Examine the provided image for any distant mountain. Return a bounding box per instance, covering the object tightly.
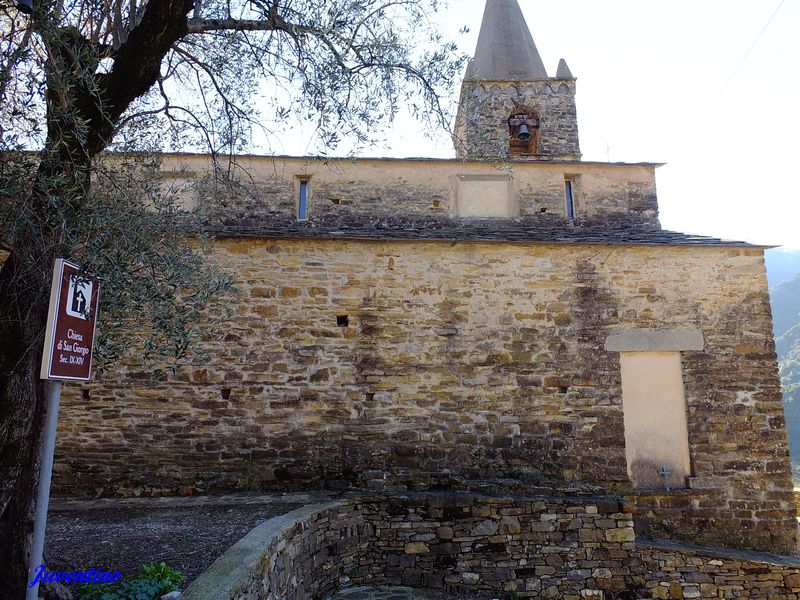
[765,249,800,289]
[771,272,800,475]
[772,275,800,348]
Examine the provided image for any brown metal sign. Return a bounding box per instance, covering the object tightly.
[40,259,100,381]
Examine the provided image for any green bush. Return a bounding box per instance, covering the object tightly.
[140,563,184,591]
[78,563,184,600]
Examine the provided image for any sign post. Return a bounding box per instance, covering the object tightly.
[27,259,99,600]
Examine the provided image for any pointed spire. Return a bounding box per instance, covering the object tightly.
[464,0,548,81]
[556,58,573,79]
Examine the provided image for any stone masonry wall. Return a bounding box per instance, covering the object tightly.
[454,80,581,160]
[183,493,644,600]
[182,494,800,600]
[353,493,638,598]
[52,239,795,551]
[180,501,364,600]
[160,154,658,226]
[636,540,800,599]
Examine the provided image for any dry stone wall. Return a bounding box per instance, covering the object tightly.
[181,493,800,600]
[635,539,800,599]
[52,239,795,551]
[354,493,638,598]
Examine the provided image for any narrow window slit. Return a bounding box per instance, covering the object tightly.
[565,178,575,220]
[298,179,309,220]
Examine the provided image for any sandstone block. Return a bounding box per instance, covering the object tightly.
[605,528,635,543]
[785,573,800,588]
[499,516,521,534]
[404,542,429,554]
[437,526,453,540]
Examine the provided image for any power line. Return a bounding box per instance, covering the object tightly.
[674,0,785,158]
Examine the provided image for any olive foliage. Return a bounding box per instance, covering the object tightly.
[0,1,465,596]
[0,0,466,364]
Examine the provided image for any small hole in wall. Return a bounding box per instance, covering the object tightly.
[431,200,441,208]
[331,198,340,205]
[558,386,569,394]
[221,388,232,400]
[540,207,548,213]
[82,389,90,400]
[365,392,375,402]
[336,315,349,327]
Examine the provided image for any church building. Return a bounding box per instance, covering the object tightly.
[54,0,796,552]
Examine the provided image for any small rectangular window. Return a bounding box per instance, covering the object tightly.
[298,180,309,221]
[564,178,575,220]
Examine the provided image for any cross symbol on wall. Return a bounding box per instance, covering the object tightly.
[658,465,671,492]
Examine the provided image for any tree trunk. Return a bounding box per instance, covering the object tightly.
[0,251,54,599]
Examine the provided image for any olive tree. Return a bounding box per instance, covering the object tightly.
[0,0,465,596]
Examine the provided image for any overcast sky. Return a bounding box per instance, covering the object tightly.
[270,0,800,249]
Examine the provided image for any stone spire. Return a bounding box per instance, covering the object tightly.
[464,0,548,81]
[556,58,573,79]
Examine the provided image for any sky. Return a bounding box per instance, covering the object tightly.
[270,0,800,249]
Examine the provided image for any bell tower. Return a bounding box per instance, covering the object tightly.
[454,0,581,161]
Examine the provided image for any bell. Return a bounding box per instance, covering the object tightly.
[17,0,33,14]
[517,123,532,142]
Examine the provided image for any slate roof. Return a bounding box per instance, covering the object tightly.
[209,217,761,248]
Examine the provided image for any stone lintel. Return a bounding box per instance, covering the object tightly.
[604,328,704,352]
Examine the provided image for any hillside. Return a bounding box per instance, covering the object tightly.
[765,248,800,288]
[773,275,800,351]
[771,272,800,474]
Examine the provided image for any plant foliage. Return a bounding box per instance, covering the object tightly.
[78,562,185,600]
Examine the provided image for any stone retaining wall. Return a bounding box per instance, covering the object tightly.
[353,493,637,598]
[179,501,362,600]
[636,539,800,599]
[181,493,800,600]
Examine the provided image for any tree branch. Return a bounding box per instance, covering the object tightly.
[187,17,283,33]
[89,0,195,154]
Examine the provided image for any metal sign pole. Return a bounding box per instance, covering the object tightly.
[27,258,99,596]
[25,380,63,600]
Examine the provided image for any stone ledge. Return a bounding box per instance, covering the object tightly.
[637,537,800,567]
[604,328,704,352]
[181,501,347,600]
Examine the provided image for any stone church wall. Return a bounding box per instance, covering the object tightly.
[161,155,659,226]
[52,238,795,551]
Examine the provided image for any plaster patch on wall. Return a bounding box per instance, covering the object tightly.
[454,174,516,218]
